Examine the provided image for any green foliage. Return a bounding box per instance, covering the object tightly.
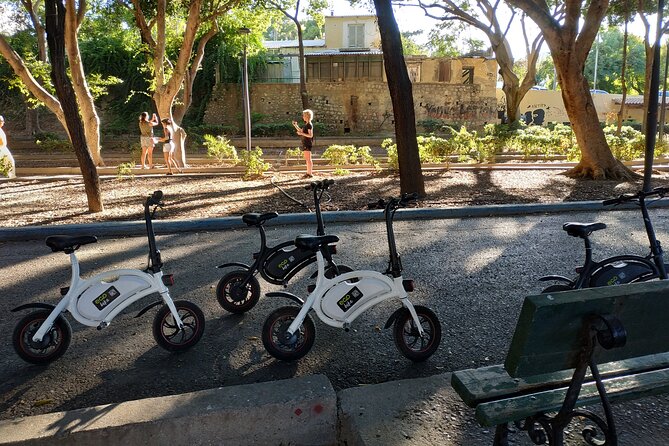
[35,133,73,153]
[417,118,448,134]
[252,122,295,137]
[203,135,239,163]
[284,147,302,164]
[129,143,142,164]
[603,125,647,160]
[382,138,399,171]
[322,145,378,167]
[239,147,271,179]
[332,168,351,176]
[117,162,135,178]
[0,156,13,178]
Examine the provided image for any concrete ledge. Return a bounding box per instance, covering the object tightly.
[1,199,663,242]
[0,375,336,446]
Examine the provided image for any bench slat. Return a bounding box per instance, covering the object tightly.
[505,281,669,377]
[451,352,669,407]
[475,367,669,427]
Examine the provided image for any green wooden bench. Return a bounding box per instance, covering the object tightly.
[451,280,669,446]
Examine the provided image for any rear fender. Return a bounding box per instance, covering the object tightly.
[11,303,57,313]
[265,291,304,305]
[538,275,573,284]
[216,262,250,270]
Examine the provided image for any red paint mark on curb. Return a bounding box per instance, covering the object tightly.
[294,408,303,416]
[313,404,323,414]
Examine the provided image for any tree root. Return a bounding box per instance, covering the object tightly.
[562,161,641,181]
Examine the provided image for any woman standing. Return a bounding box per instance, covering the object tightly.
[0,115,16,178]
[292,109,314,178]
[159,118,180,175]
[138,112,159,168]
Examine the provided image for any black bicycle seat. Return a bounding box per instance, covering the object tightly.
[294,234,339,252]
[562,222,607,238]
[46,235,98,253]
[242,212,279,226]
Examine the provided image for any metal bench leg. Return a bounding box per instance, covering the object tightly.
[493,423,509,446]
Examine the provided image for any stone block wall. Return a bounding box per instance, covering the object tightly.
[204,81,497,135]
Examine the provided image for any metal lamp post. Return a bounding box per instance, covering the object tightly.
[239,27,251,152]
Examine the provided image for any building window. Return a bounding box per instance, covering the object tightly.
[307,55,383,81]
[462,67,474,84]
[438,61,451,82]
[348,24,365,48]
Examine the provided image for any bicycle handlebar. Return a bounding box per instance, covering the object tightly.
[305,179,335,191]
[602,187,669,206]
[146,190,164,207]
[367,193,419,210]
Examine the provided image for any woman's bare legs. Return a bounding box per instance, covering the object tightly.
[164,152,173,174]
[303,150,313,176]
[141,145,149,168]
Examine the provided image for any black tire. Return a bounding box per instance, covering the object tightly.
[262,306,315,361]
[216,270,261,313]
[152,300,205,352]
[13,310,72,365]
[541,284,572,293]
[393,305,441,362]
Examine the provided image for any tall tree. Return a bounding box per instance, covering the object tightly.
[45,0,102,212]
[262,0,327,109]
[123,0,241,167]
[506,0,637,179]
[414,0,544,125]
[0,0,104,165]
[374,0,425,195]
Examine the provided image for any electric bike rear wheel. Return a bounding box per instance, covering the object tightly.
[152,300,205,352]
[262,306,315,361]
[393,305,441,362]
[12,310,72,364]
[541,284,573,293]
[216,270,261,313]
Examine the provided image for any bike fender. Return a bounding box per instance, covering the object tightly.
[384,307,408,330]
[538,275,573,283]
[135,301,163,318]
[11,303,57,312]
[265,291,304,305]
[216,262,250,270]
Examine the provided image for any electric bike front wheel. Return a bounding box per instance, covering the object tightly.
[13,310,72,364]
[393,305,441,362]
[262,306,315,361]
[541,284,573,293]
[152,300,205,352]
[216,270,261,313]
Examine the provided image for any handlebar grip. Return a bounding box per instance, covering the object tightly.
[324,179,335,189]
[399,192,419,206]
[603,193,635,206]
[367,199,386,210]
[305,181,318,191]
[602,197,621,206]
[147,190,164,206]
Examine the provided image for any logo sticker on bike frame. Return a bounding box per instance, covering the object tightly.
[337,286,364,312]
[93,286,121,311]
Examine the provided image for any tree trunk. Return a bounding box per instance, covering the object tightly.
[64,0,104,166]
[617,20,630,135]
[373,0,425,195]
[155,95,187,167]
[296,21,309,109]
[45,0,103,212]
[555,54,637,180]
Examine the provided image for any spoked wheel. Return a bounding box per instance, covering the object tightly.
[13,310,72,364]
[393,305,441,362]
[152,300,205,352]
[216,270,261,313]
[541,284,572,293]
[262,306,315,361]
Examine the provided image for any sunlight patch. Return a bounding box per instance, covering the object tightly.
[464,247,505,273]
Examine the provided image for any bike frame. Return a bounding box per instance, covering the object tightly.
[31,192,184,342]
[285,249,424,336]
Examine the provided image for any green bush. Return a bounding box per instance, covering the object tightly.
[203,134,239,164]
[239,147,271,179]
[35,133,73,153]
[332,168,351,176]
[284,147,302,165]
[322,144,378,167]
[0,156,13,177]
[382,138,398,171]
[116,162,134,178]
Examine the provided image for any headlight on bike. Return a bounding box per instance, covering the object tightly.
[162,274,174,286]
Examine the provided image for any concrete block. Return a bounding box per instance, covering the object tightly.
[0,375,336,446]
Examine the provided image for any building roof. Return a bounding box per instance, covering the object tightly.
[263,39,326,49]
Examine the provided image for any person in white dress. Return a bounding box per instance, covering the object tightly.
[0,115,16,178]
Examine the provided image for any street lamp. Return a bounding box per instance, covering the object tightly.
[239,27,251,152]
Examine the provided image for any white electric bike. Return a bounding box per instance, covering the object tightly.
[11,191,205,365]
[261,193,442,362]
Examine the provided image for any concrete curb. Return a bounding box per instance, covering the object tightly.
[0,375,336,446]
[1,200,664,242]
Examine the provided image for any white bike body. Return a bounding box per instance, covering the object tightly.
[33,252,183,343]
[287,250,424,336]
